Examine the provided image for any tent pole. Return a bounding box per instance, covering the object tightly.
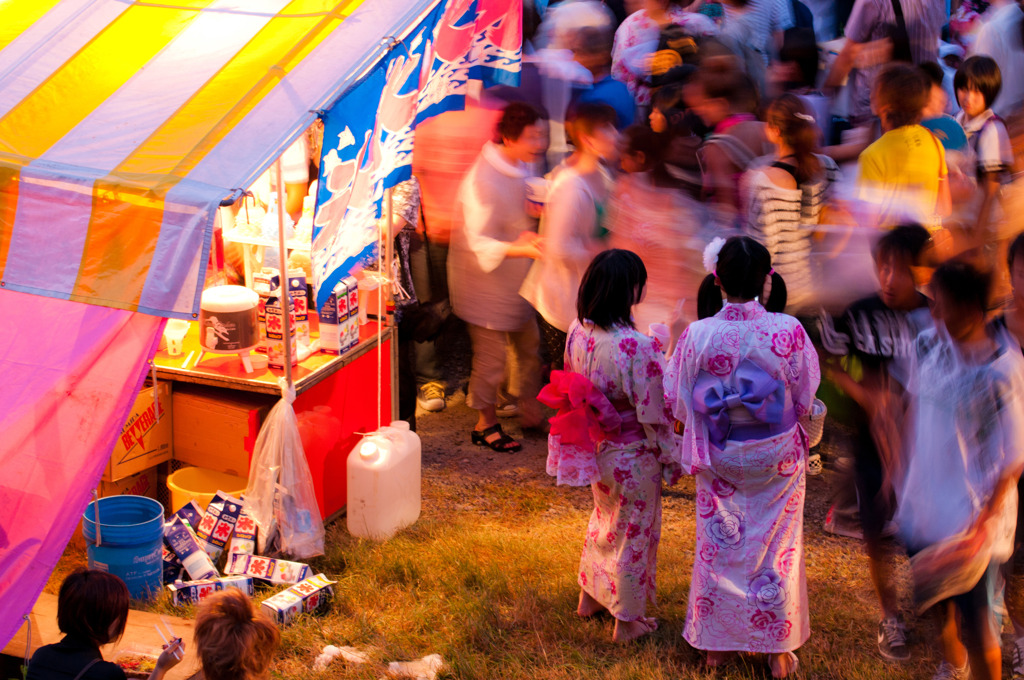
[274,158,293,389]
[378,186,393,431]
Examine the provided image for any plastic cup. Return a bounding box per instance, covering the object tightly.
[525,177,549,216]
[648,322,669,351]
[163,320,190,356]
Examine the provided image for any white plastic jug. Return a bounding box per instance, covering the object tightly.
[346,420,421,540]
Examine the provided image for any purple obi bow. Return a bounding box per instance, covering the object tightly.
[692,359,785,447]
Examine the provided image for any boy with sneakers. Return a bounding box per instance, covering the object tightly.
[818,224,935,662]
[858,64,951,231]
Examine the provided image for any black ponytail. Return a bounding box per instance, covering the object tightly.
[697,274,724,320]
[764,271,788,313]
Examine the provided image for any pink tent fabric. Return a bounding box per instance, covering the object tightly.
[0,289,164,648]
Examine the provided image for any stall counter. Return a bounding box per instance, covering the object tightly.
[153,319,396,522]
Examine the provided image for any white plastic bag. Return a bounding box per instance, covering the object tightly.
[246,379,324,559]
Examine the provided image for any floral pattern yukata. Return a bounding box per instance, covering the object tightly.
[665,301,820,652]
[556,320,679,622]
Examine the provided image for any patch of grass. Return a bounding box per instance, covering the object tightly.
[50,461,1021,678]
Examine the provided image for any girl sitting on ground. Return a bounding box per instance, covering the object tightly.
[27,569,183,680]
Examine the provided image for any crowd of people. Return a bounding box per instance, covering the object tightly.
[408,0,1024,678]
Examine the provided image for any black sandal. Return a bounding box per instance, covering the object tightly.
[471,423,521,453]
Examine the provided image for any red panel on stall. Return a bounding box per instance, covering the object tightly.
[293,332,392,520]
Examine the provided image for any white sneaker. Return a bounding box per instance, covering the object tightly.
[416,382,446,412]
[932,661,970,680]
[1011,635,1024,680]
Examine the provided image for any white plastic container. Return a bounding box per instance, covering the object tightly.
[346,421,421,540]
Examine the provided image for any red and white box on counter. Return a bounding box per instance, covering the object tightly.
[225,553,311,585]
[318,277,358,356]
[265,292,297,368]
[259,573,335,625]
[287,269,310,347]
[167,575,254,606]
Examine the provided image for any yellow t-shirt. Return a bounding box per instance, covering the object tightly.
[857,124,947,230]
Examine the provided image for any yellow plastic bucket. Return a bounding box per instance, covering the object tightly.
[167,467,247,513]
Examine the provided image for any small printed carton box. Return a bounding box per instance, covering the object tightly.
[260,573,335,625]
[345,277,359,350]
[253,267,279,354]
[265,293,297,368]
[167,575,254,607]
[318,277,357,356]
[164,517,218,581]
[227,508,257,556]
[193,491,243,561]
[98,466,158,500]
[225,553,311,585]
[287,269,310,347]
[104,383,172,482]
[161,500,206,584]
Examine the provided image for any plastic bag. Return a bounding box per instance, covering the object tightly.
[245,379,324,559]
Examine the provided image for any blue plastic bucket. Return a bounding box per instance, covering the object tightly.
[82,496,164,600]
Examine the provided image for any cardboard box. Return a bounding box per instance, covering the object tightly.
[98,466,158,500]
[260,573,335,625]
[225,554,311,585]
[319,277,359,356]
[172,386,273,477]
[167,576,253,607]
[104,383,172,482]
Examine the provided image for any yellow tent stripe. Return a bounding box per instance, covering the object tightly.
[0,165,20,279]
[0,0,64,54]
[0,0,216,160]
[115,0,365,179]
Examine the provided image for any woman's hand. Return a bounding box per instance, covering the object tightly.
[666,299,688,355]
[507,232,544,259]
[149,638,185,680]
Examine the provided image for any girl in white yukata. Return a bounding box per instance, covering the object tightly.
[539,249,680,643]
[665,236,820,678]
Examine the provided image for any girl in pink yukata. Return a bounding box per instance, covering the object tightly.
[540,249,680,643]
[665,236,820,678]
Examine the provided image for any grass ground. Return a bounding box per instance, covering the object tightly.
[50,388,1020,679]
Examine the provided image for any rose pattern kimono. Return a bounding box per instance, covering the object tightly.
[554,319,679,621]
[665,301,820,652]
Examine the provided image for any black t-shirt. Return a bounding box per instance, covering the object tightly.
[27,636,126,680]
[818,292,932,376]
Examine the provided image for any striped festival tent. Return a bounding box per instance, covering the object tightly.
[0,0,520,648]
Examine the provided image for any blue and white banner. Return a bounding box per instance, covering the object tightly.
[312,0,522,310]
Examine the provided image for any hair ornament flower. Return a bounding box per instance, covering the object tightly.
[703,237,726,275]
[794,112,815,123]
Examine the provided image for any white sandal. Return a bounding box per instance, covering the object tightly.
[771,651,799,678]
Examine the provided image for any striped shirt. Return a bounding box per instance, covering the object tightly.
[721,0,795,64]
[844,0,947,120]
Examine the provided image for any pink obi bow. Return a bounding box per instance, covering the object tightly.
[539,370,623,486]
[539,370,622,448]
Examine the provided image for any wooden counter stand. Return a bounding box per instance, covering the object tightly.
[153,318,397,522]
